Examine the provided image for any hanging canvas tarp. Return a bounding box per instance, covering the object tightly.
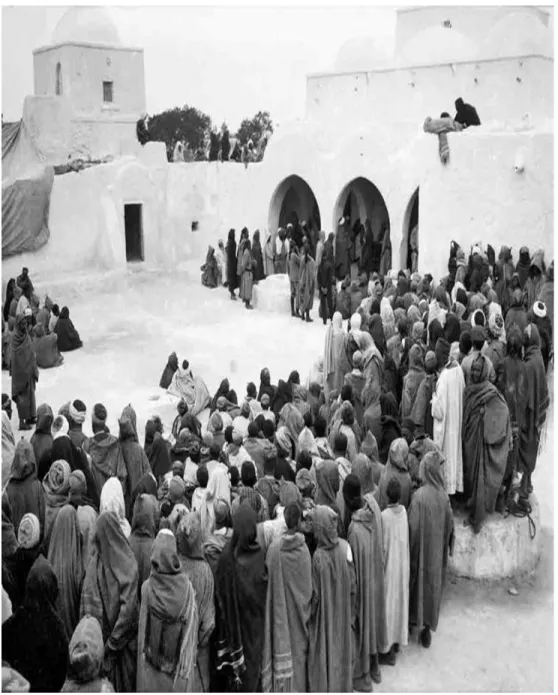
[2,120,54,258]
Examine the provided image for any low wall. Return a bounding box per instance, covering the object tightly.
[3,128,553,290]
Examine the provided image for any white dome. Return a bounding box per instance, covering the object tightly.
[482,12,553,59]
[334,36,391,72]
[397,26,478,66]
[52,7,121,46]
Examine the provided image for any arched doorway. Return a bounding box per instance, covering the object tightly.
[401,188,419,272]
[268,175,321,236]
[333,177,390,233]
[333,177,390,275]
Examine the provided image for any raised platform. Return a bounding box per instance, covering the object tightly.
[253,273,291,313]
[448,495,541,580]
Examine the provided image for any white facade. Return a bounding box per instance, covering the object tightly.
[3,6,554,283]
[32,7,145,161]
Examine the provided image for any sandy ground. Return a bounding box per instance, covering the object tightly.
[2,266,554,692]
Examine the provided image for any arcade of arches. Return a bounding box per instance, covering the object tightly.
[268,175,420,274]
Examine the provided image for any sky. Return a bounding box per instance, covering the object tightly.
[1,5,396,129]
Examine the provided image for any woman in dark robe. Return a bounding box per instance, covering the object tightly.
[518,324,549,500]
[499,326,528,509]
[116,405,151,520]
[376,438,413,511]
[299,246,317,322]
[10,313,38,430]
[272,379,292,418]
[2,555,69,692]
[5,439,45,538]
[410,351,438,438]
[215,503,268,692]
[257,367,276,402]
[201,246,220,289]
[408,449,454,649]
[84,405,120,495]
[47,505,84,641]
[80,512,139,692]
[428,318,445,352]
[204,500,234,691]
[252,230,265,283]
[159,352,179,390]
[334,218,350,281]
[317,246,335,325]
[239,239,254,309]
[505,287,528,336]
[3,278,16,323]
[210,378,230,414]
[176,512,215,693]
[226,229,238,299]
[136,529,199,692]
[313,459,343,536]
[129,493,159,602]
[307,505,355,693]
[379,223,392,277]
[144,419,171,485]
[401,344,426,419]
[444,313,461,346]
[379,392,402,464]
[369,314,386,356]
[515,246,531,289]
[30,403,53,472]
[462,354,511,533]
[5,512,42,609]
[54,307,83,352]
[360,219,374,279]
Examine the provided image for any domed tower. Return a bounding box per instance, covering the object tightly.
[32,6,145,158]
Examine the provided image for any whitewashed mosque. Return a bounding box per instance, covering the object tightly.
[1,5,554,285]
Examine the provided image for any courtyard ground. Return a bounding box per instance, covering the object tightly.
[2,265,554,692]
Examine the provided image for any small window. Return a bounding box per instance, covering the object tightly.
[103,81,113,103]
[55,62,62,95]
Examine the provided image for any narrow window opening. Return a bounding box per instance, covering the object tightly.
[55,62,62,95]
[103,81,113,103]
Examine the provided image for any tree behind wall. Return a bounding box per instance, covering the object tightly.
[141,105,212,161]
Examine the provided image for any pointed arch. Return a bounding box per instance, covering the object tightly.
[268,175,321,233]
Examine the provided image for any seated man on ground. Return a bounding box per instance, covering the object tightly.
[32,324,64,369]
[54,306,83,352]
[201,246,220,289]
[168,359,211,417]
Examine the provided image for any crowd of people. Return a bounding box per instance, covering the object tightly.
[1,237,553,693]
[200,217,393,320]
[2,267,83,430]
